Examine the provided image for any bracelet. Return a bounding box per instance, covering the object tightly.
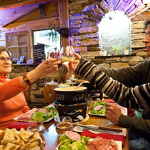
[22,73,32,85]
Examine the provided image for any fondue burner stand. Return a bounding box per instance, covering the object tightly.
[53,100,87,123]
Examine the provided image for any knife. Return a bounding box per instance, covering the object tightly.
[76,124,122,132]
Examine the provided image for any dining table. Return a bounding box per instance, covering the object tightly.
[42,100,129,150]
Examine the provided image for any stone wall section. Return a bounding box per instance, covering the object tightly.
[69,0,149,69]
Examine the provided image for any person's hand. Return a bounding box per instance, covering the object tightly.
[25,58,61,84]
[105,103,122,124]
[63,52,81,72]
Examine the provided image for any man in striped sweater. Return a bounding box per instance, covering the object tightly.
[65,20,150,150]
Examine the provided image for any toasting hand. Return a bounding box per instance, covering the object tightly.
[62,52,81,73]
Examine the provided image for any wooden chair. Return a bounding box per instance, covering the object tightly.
[42,84,57,104]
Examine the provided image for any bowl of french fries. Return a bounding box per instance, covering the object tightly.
[0,128,45,150]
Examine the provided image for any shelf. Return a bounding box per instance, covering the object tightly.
[12,63,38,66]
[95,53,136,59]
[8,45,28,48]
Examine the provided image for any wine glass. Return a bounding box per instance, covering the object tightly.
[58,46,76,84]
[47,50,58,85]
[54,116,73,135]
[58,46,75,62]
[27,121,45,135]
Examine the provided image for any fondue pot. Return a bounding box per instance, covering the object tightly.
[54,86,87,104]
[54,86,88,122]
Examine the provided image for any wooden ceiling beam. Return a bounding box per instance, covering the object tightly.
[0,0,34,8]
[0,0,56,10]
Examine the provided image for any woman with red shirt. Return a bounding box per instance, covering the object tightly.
[0,46,60,129]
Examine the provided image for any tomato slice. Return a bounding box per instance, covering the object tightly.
[65,131,81,141]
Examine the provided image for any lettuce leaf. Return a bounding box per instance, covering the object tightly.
[90,101,107,115]
[32,106,58,122]
[58,134,90,150]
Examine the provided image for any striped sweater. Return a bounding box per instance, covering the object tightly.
[76,58,150,141]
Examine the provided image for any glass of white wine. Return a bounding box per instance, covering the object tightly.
[54,116,73,135]
[58,46,76,84]
[58,46,75,62]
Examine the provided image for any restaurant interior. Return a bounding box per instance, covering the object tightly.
[0,0,148,107]
[0,0,150,149]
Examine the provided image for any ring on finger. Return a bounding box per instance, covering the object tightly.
[49,67,52,71]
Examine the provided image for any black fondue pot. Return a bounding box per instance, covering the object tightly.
[54,86,88,122]
[54,86,87,104]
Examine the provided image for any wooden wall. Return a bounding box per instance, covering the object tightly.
[0,0,59,50]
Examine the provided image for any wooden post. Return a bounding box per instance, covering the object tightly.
[58,0,70,47]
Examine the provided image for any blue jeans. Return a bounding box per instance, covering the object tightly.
[129,131,150,150]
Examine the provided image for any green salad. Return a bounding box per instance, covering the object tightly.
[90,101,107,115]
[58,133,90,150]
[32,106,58,122]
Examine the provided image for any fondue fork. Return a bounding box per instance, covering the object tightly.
[74,125,115,134]
[76,124,122,133]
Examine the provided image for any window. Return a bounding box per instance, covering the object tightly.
[99,11,131,55]
[33,29,60,59]
[6,31,31,62]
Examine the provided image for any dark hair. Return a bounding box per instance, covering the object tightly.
[0,46,11,57]
[144,20,150,30]
[57,64,68,83]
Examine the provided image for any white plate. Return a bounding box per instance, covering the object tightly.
[55,138,122,150]
[13,104,58,123]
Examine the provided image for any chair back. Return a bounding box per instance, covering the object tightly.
[42,84,57,104]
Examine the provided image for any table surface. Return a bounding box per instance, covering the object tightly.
[42,107,129,150]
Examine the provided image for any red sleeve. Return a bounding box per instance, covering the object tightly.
[22,106,30,113]
[0,77,27,101]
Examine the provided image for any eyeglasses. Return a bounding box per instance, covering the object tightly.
[0,57,12,61]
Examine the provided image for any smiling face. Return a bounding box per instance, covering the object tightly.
[0,51,12,76]
[143,25,150,57]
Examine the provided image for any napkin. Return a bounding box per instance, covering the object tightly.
[81,129,125,146]
[7,122,29,130]
[128,109,135,116]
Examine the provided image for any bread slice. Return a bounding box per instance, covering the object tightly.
[29,146,41,150]
[0,130,5,141]
[20,128,33,142]
[4,143,18,150]
[1,128,15,145]
[0,145,4,150]
[28,132,41,143]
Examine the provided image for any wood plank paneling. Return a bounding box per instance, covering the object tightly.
[0,0,56,10]
[58,0,70,46]
[3,17,59,30]
[1,2,58,28]
[0,0,34,8]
